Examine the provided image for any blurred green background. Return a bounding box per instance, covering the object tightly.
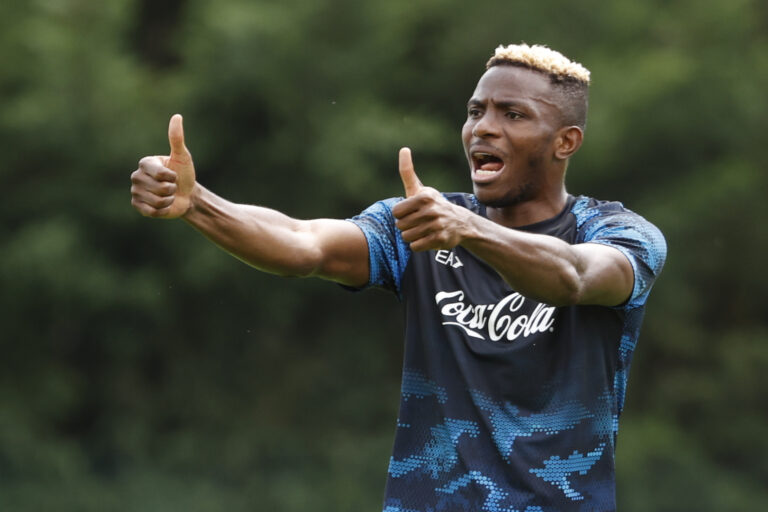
[1,0,766,510]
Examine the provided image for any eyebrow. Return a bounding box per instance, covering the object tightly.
[467,98,533,110]
[467,98,483,108]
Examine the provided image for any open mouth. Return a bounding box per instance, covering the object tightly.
[472,152,504,176]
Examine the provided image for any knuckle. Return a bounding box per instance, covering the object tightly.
[424,206,440,220]
[131,199,151,216]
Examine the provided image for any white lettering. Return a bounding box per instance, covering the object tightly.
[435,290,557,342]
[435,250,464,268]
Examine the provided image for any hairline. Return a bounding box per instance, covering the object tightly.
[485,60,589,131]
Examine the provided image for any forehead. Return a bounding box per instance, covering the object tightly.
[470,65,556,107]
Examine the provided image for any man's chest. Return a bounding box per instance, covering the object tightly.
[405,247,560,346]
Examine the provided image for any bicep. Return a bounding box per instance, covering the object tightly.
[304,218,369,287]
[573,242,635,306]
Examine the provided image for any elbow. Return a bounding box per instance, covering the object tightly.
[547,269,584,307]
[269,241,324,279]
[506,272,582,307]
[281,251,323,278]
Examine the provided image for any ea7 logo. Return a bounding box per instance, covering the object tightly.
[435,250,463,268]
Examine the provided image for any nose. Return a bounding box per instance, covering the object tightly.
[472,112,501,138]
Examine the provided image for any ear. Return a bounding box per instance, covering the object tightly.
[554,126,584,160]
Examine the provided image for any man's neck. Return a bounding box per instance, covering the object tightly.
[485,188,569,228]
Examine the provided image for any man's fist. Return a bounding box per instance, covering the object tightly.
[392,148,471,252]
[130,114,196,219]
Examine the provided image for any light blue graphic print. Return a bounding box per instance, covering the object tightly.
[614,331,640,420]
[382,505,422,512]
[592,390,618,439]
[390,369,614,507]
[347,198,411,295]
[401,368,448,404]
[618,333,636,359]
[388,419,479,478]
[570,196,667,308]
[437,471,543,512]
[471,390,593,459]
[529,444,606,501]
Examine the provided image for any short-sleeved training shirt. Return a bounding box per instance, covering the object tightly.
[348,193,667,512]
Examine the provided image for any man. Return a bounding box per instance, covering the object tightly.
[131,43,666,511]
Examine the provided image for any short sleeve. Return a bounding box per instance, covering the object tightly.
[346,198,412,296]
[573,198,667,308]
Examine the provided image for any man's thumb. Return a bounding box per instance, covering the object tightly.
[168,114,189,164]
[399,147,422,198]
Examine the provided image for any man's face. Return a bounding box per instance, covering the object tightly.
[461,65,563,208]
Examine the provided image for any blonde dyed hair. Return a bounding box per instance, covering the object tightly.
[487,43,590,85]
[486,43,590,130]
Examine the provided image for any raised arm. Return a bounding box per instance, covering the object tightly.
[456,221,633,307]
[130,115,369,287]
[392,148,634,307]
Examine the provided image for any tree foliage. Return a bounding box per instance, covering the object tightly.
[1,0,766,510]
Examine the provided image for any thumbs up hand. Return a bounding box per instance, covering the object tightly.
[398,147,423,198]
[131,114,197,219]
[392,148,472,252]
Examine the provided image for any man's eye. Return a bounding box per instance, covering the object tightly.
[506,111,523,120]
[468,109,482,118]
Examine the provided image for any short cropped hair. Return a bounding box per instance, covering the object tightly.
[487,43,590,130]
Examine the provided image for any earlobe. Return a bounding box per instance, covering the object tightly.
[554,126,584,160]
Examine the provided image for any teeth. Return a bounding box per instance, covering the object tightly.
[476,169,499,175]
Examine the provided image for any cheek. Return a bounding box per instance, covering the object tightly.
[517,131,555,156]
[523,138,553,169]
[461,121,473,144]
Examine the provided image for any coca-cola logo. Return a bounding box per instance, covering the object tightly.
[435,290,556,342]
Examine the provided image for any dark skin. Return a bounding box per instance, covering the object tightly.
[131,66,633,307]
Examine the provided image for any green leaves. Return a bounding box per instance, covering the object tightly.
[1,0,766,510]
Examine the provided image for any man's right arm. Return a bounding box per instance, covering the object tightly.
[182,185,370,285]
[130,115,370,288]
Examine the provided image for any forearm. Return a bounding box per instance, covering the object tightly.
[130,119,368,284]
[459,215,585,306]
[182,184,323,277]
[393,188,632,306]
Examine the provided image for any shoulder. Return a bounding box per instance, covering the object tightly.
[570,195,664,243]
[353,197,401,217]
[571,195,634,226]
[570,195,667,307]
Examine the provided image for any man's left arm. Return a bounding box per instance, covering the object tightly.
[392,148,644,307]
[459,222,633,307]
